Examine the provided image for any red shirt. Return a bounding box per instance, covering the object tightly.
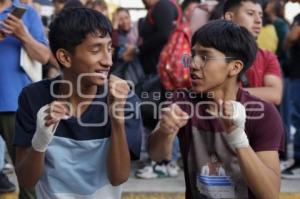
[246,49,282,87]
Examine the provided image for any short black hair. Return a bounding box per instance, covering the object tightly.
[49,7,112,57]
[63,0,84,10]
[191,20,257,80]
[223,0,262,15]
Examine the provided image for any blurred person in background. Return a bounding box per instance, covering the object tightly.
[110,7,144,88]
[257,0,279,53]
[224,0,283,105]
[0,0,50,198]
[281,7,300,179]
[0,135,15,194]
[185,0,219,36]
[131,0,181,179]
[265,0,291,164]
[87,0,108,17]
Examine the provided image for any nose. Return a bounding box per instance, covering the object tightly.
[254,13,262,25]
[100,49,113,68]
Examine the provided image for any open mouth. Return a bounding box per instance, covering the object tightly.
[191,73,203,80]
[95,69,109,79]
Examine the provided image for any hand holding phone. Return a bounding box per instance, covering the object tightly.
[0,6,27,40]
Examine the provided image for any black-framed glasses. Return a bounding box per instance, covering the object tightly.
[188,54,236,69]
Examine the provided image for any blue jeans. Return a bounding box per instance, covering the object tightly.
[0,135,5,170]
[172,137,180,162]
[281,78,292,142]
[290,79,300,161]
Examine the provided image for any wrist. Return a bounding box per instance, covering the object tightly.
[156,123,177,139]
[225,127,249,150]
[19,30,31,44]
[31,129,48,152]
[111,116,125,126]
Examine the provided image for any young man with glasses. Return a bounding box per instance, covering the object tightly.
[149,20,284,199]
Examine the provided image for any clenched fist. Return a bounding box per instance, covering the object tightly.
[159,104,189,135]
[32,101,70,152]
[206,99,249,149]
[108,75,130,119]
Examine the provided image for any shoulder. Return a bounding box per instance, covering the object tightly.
[20,4,42,25]
[257,49,276,59]
[23,77,56,93]
[257,49,280,66]
[239,89,281,125]
[20,77,58,106]
[239,89,278,114]
[239,90,284,151]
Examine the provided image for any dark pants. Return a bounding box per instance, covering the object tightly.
[290,79,300,162]
[0,112,16,160]
[0,112,36,199]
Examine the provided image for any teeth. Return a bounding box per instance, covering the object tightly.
[96,70,108,78]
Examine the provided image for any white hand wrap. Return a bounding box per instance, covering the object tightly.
[225,101,249,149]
[32,105,58,152]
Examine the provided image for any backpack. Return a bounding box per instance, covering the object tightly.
[158,0,192,91]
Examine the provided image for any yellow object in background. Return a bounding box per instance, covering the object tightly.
[257,24,279,53]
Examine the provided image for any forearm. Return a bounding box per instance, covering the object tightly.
[236,148,280,199]
[243,87,282,105]
[149,124,175,162]
[107,118,130,186]
[21,33,50,64]
[16,147,45,188]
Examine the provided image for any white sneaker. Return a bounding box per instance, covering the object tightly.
[135,162,158,179]
[281,162,300,179]
[2,163,14,174]
[280,159,295,171]
[153,163,168,178]
[166,162,180,177]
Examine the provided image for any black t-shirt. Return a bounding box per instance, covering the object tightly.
[138,0,178,75]
[288,13,300,79]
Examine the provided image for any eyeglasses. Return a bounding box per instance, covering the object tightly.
[186,54,236,69]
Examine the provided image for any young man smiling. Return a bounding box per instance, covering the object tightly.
[13,8,142,199]
[149,20,284,199]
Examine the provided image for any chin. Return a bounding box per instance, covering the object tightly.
[191,85,207,93]
[91,77,107,86]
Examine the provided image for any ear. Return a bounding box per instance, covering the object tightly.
[228,60,243,77]
[56,49,72,68]
[224,11,234,21]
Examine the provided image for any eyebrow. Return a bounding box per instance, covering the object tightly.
[88,41,112,48]
[245,9,263,15]
[192,48,212,55]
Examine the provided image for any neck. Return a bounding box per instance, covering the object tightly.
[207,79,239,110]
[60,73,98,105]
